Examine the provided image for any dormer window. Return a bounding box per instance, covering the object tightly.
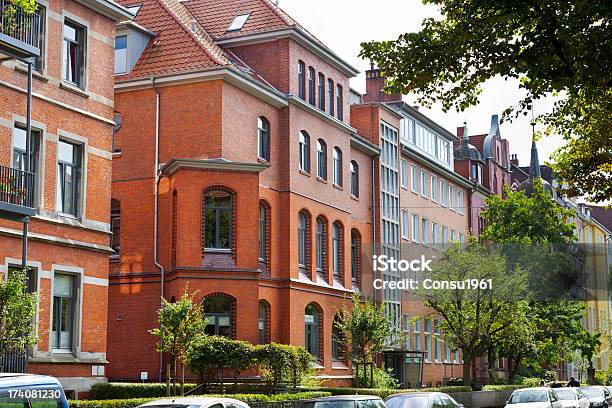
[227,13,250,32]
[114,35,127,74]
[125,4,142,16]
[471,163,482,184]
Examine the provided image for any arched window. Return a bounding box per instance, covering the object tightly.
[350,161,359,197]
[258,300,270,344]
[171,190,177,268]
[298,211,310,268]
[305,303,322,359]
[332,221,343,277]
[351,229,361,283]
[308,66,316,105]
[258,117,270,161]
[203,294,235,338]
[203,189,233,250]
[333,147,342,186]
[299,131,310,172]
[332,314,345,361]
[258,202,269,263]
[315,216,328,274]
[317,139,327,180]
[110,198,120,260]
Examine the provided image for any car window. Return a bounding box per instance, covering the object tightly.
[581,388,604,398]
[549,391,558,402]
[317,401,355,408]
[555,389,577,400]
[432,396,444,408]
[208,404,224,408]
[225,404,248,408]
[357,400,381,408]
[0,395,26,408]
[509,390,549,403]
[386,396,429,408]
[439,395,456,408]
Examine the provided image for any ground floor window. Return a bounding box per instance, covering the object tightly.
[51,273,76,351]
[305,304,321,359]
[203,294,234,338]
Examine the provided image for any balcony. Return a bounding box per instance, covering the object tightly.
[0,165,36,218]
[0,0,40,61]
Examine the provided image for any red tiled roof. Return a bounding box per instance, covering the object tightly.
[115,0,230,81]
[182,0,300,39]
[468,134,487,156]
[590,206,612,233]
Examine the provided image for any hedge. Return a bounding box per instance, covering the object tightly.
[481,384,528,391]
[71,392,332,408]
[299,386,472,398]
[90,383,199,400]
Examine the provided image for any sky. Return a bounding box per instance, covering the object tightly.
[278,0,565,167]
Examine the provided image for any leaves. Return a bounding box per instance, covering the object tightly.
[0,268,38,352]
[360,0,612,202]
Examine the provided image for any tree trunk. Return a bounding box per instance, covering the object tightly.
[462,350,472,388]
[180,363,185,396]
[173,358,178,396]
[166,363,171,397]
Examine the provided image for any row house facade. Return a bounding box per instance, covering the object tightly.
[349,68,473,387]
[107,0,376,385]
[0,0,131,398]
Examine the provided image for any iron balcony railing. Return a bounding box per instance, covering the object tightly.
[0,0,41,52]
[0,165,35,209]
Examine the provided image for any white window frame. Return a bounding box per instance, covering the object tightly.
[421,217,429,246]
[49,265,84,355]
[400,159,408,189]
[411,213,419,243]
[431,175,438,203]
[420,170,429,198]
[457,189,465,215]
[410,164,418,193]
[432,222,438,250]
[449,185,456,211]
[440,179,447,207]
[401,209,409,240]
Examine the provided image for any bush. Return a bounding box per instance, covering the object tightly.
[370,367,400,389]
[299,386,472,398]
[521,377,543,387]
[70,392,332,408]
[90,384,200,400]
[254,343,314,389]
[595,370,606,386]
[186,336,256,382]
[481,384,526,391]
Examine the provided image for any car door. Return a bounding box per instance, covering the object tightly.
[603,388,612,406]
[549,389,562,408]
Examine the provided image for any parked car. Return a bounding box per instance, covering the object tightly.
[553,388,590,408]
[0,373,68,408]
[504,387,563,408]
[579,387,612,408]
[302,395,386,408]
[385,392,464,408]
[138,398,250,408]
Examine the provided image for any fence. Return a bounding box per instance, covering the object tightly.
[0,0,41,49]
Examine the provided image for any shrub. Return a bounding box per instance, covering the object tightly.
[521,377,543,387]
[370,367,400,389]
[70,392,332,408]
[185,336,256,382]
[90,384,199,400]
[299,386,472,398]
[254,343,314,390]
[595,370,606,386]
[481,384,526,391]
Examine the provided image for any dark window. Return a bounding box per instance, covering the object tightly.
[258,117,270,161]
[203,295,233,337]
[351,229,361,282]
[308,67,316,105]
[316,139,327,180]
[258,301,269,344]
[62,20,85,87]
[110,199,120,259]
[332,147,342,186]
[258,202,267,262]
[305,304,320,358]
[298,61,305,100]
[327,79,334,116]
[33,5,46,71]
[51,273,76,350]
[332,222,342,276]
[336,84,343,121]
[203,190,232,249]
[350,160,359,197]
[8,266,37,294]
[56,140,81,216]
[318,73,325,110]
[299,131,310,172]
[13,126,39,174]
[332,315,344,361]
[315,217,327,273]
[298,212,308,267]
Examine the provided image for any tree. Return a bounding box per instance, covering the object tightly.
[360,0,612,203]
[417,241,528,385]
[150,289,205,396]
[0,268,37,353]
[335,295,397,387]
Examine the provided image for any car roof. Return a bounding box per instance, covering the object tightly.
[307,395,384,402]
[386,393,446,398]
[139,397,248,407]
[0,374,62,388]
[513,388,550,392]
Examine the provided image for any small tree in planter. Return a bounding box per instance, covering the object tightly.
[0,268,37,352]
[150,289,205,396]
[253,343,313,393]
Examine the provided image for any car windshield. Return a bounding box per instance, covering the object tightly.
[580,388,603,398]
[509,390,548,403]
[313,402,356,408]
[385,396,429,408]
[554,390,576,400]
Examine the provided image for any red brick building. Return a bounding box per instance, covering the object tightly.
[0,0,131,397]
[107,0,377,385]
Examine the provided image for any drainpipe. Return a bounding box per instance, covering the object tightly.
[371,156,378,302]
[21,59,33,271]
[151,77,165,382]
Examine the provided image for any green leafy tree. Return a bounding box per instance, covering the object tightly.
[253,343,314,392]
[335,295,396,388]
[0,268,37,352]
[417,241,528,385]
[360,0,612,202]
[150,289,205,396]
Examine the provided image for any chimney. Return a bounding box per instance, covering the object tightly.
[510,154,519,166]
[363,64,403,103]
[456,127,465,138]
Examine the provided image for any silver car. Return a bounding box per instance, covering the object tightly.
[554,388,590,408]
[138,397,250,408]
[504,388,563,408]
